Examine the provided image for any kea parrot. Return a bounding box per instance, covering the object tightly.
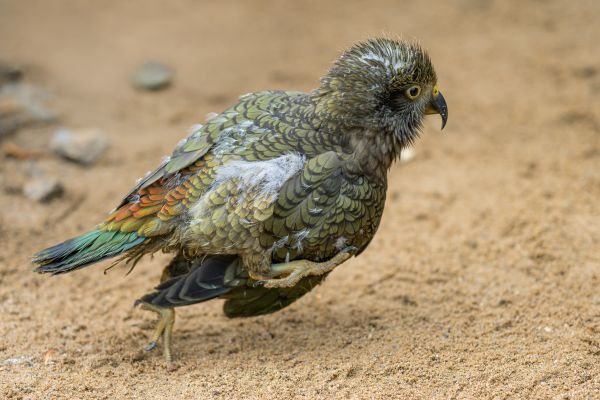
[33,38,448,364]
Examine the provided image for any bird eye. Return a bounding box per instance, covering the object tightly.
[405,85,421,100]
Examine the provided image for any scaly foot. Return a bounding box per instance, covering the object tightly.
[135,300,176,364]
[255,250,354,288]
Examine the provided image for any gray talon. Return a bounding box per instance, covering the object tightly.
[145,341,158,352]
[342,246,358,254]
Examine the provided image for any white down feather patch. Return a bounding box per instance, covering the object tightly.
[189,153,306,220]
[213,153,305,195]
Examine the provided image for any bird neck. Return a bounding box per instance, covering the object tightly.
[344,128,401,179]
[311,90,403,178]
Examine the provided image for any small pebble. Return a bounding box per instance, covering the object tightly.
[3,355,34,366]
[0,83,58,122]
[0,83,58,137]
[23,177,63,202]
[50,128,109,165]
[132,62,173,91]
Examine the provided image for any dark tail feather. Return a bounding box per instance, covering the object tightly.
[139,255,240,308]
[222,273,328,318]
[33,230,146,274]
[138,254,330,318]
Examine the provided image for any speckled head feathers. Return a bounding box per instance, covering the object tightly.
[328,38,436,87]
[315,38,441,149]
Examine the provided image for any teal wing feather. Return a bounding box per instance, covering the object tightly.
[33,230,145,274]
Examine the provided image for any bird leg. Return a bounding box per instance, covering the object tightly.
[255,251,353,288]
[135,301,176,363]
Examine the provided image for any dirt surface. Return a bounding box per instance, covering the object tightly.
[1,1,599,399]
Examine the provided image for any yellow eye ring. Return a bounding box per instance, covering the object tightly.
[405,85,421,100]
[432,85,439,96]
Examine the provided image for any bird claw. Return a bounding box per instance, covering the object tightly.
[145,341,158,352]
[252,280,286,288]
[340,245,359,254]
[136,301,175,363]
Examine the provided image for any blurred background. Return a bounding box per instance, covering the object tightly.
[1,1,598,398]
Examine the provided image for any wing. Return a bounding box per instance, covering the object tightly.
[101,121,224,240]
[117,123,220,209]
[101,92,307,241]
[261,151,386,262]
[103,90,345,252]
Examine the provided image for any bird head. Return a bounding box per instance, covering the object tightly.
[316,38,448,149]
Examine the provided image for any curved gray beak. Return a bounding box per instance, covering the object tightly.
[424,88,448,130]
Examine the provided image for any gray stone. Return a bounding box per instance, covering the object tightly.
[50,128,109,165]
[132,62,173,91]
[0,83,58,137]
[23,177,63,202]
[3,355,34,366]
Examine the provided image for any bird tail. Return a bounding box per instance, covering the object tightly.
[138,255,239,308]
[32,229,146,274]
[138,253,329,318]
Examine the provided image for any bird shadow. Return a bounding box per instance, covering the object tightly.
[93,268,435,369]
[125,296,427,367]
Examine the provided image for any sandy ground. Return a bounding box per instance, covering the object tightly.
[1,0,599,399]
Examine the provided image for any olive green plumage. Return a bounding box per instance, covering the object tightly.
[33,38,448,326]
